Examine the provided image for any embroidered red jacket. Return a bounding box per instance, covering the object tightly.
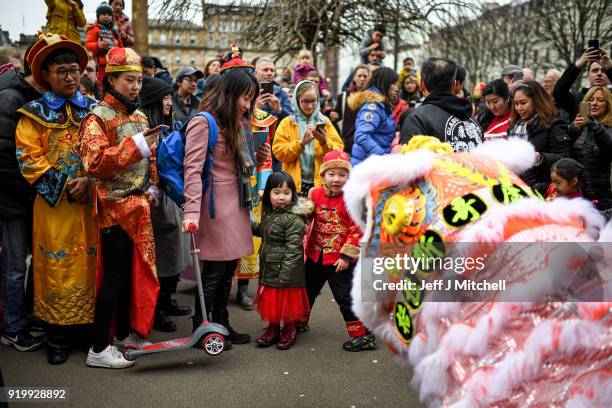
[305,186,361,265]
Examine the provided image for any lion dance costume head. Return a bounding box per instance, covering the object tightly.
[344,136,612,406]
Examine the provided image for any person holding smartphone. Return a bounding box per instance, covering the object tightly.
[568,86,612,218]
[79,47,161,368]
[552,40,612,121]
[139,76,192,332]
[272,80,343,196]
[254,58,292,121]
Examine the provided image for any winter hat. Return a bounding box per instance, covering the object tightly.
[139,76,173,107]
[501,64,522,77]
[27,32,88,88]
[220,41,254,75]
[320,150,351,176]
[175,66,204,83]
[104,47,142,75]
[96,2,114,18]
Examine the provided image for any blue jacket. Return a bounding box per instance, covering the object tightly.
[349,87,396,166]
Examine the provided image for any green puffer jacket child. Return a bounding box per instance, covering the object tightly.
[253,197,313,288]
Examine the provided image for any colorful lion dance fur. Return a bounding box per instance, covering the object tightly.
[344,136,612,407]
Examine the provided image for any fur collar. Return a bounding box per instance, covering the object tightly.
[347,89,386,111]
[292,197,315,216]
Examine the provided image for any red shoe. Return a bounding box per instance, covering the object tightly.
[255,325,280,347]
[277,323,297,350]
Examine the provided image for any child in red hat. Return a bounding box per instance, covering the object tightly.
[302,150,376,351]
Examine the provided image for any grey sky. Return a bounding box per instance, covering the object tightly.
[1,0,133,40]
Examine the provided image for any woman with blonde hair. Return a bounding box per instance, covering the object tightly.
[568,85,612,218]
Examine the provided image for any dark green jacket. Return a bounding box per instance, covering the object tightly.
[253,200,312,288]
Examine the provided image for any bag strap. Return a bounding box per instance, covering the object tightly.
[190,112,219,218]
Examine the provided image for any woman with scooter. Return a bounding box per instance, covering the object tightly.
[182,69,265,348]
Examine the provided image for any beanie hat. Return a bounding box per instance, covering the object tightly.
[96,2,113,18]
[139,76,173,107]
[320,150,351,176]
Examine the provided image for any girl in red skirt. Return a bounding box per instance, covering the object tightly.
[253,172,312,350]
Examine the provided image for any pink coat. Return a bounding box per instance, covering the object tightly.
[183,116,253,261]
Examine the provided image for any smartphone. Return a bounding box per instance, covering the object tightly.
[261,81,274,95]
[588,39,599,50]
[315,122,326,131]
[144,124,170,135]
[579,101,590,118]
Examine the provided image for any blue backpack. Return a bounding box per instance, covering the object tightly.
[157,112,219,218]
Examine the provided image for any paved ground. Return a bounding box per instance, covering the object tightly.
[1,281,424,408]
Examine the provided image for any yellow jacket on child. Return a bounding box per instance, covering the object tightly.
[272,117,343,193]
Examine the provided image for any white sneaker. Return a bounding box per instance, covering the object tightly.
[113,333,152,350]
[86,345,135,369]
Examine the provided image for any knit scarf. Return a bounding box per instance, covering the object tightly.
[99,21,120,48]
[237,117,256,208]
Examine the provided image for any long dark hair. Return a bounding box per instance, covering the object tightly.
[198,69,259,154]
[140,99,172,129]
[369,67,399,106]
[511,80,558,129]
[262,171,298,213]
[400,75,419,102]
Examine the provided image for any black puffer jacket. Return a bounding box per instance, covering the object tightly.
[0,71,40,220]
[568,121,612,211]
[510,117,571,194]
[552,63,612,121]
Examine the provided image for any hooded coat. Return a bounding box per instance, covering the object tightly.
[349,87,396,166]
[400,91,483,152]
[272,82,343,193]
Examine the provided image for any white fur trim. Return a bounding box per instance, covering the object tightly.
[460,319,608,404]
[344,150,436,231]
[566,373,612,408]
[132,132,152,158]
[458,197,605,243]
[471,137,536,174]
[597,221,612,301]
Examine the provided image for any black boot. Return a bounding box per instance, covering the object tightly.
[236,281,253,311]
[214,310,250,345]
[46,340,70,365]
[167,299,192,316]
[154,307,177,332]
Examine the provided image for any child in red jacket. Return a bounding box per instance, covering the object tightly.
[302,150,376,352]
[86,3,123,85]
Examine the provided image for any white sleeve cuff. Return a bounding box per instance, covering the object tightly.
[132,132,152,158]
[147,186,160,207]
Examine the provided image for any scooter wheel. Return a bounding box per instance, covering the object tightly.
[124,349,136,361]
[202,333,225,356]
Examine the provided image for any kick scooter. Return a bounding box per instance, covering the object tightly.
[125,224,229,360]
